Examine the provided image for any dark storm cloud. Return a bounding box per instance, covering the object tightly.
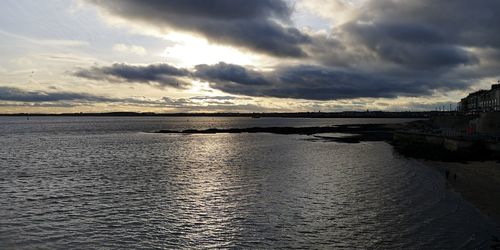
[73,63,191,88]
[360,0,500,49]
[77,0,500,101]
[87,0,309,57]
[74,61,470,100]
[336,0,500,70]
[195,62,270,86]
[195,63,466,100]
[87,0,500,71]
[343,22,477,69]
[302,0,500,98]
[0,86,118,102]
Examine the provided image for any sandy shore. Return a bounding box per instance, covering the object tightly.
[425,160,500,225]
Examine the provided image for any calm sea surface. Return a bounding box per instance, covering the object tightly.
[0,116,498,249]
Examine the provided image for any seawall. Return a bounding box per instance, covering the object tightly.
[393,131,500,161]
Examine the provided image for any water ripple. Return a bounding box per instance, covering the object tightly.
[0,117,498,248]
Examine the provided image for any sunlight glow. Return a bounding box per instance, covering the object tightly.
[161,33,260,67]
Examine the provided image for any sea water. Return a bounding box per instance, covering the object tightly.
[0,116,498,248]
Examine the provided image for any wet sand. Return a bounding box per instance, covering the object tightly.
[426,161,500,225]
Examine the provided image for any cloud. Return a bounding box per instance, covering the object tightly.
[359,0,500,49]
[86,0,500,69]
[314,0,500,72]
[112,43,147,55]
[86,0,499,68]
[297,0,500,98]
[0,86,118,102]
[194,63,467,100]
[158,96,270,112]
[73,63,191,88]
[295,0,359,26]
[195,62,270,86]
[189,95,250,101]
[74,0,500,104]
[342,21,477,69]
[0,102,88,108]
[87,0,310,57]
[74,62,469,100]
[0,86,267,111]
[0,86,171,106]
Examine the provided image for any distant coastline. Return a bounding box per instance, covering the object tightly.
[0,111,447,118]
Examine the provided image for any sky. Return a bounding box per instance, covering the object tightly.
[0,0,499,113]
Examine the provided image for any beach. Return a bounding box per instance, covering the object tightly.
[427,161,500,226]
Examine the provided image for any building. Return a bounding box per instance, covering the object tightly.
[458,83,500,113]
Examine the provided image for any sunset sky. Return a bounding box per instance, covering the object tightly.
[1,0,499,113]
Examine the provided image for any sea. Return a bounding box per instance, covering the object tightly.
[0,116,498,249]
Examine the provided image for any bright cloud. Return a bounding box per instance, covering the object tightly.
[112,43,147,55]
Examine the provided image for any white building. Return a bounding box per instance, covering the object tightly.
[458,84,500,113]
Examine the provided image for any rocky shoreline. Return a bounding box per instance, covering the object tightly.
[155,121,500,161]
[156,123,398,143]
